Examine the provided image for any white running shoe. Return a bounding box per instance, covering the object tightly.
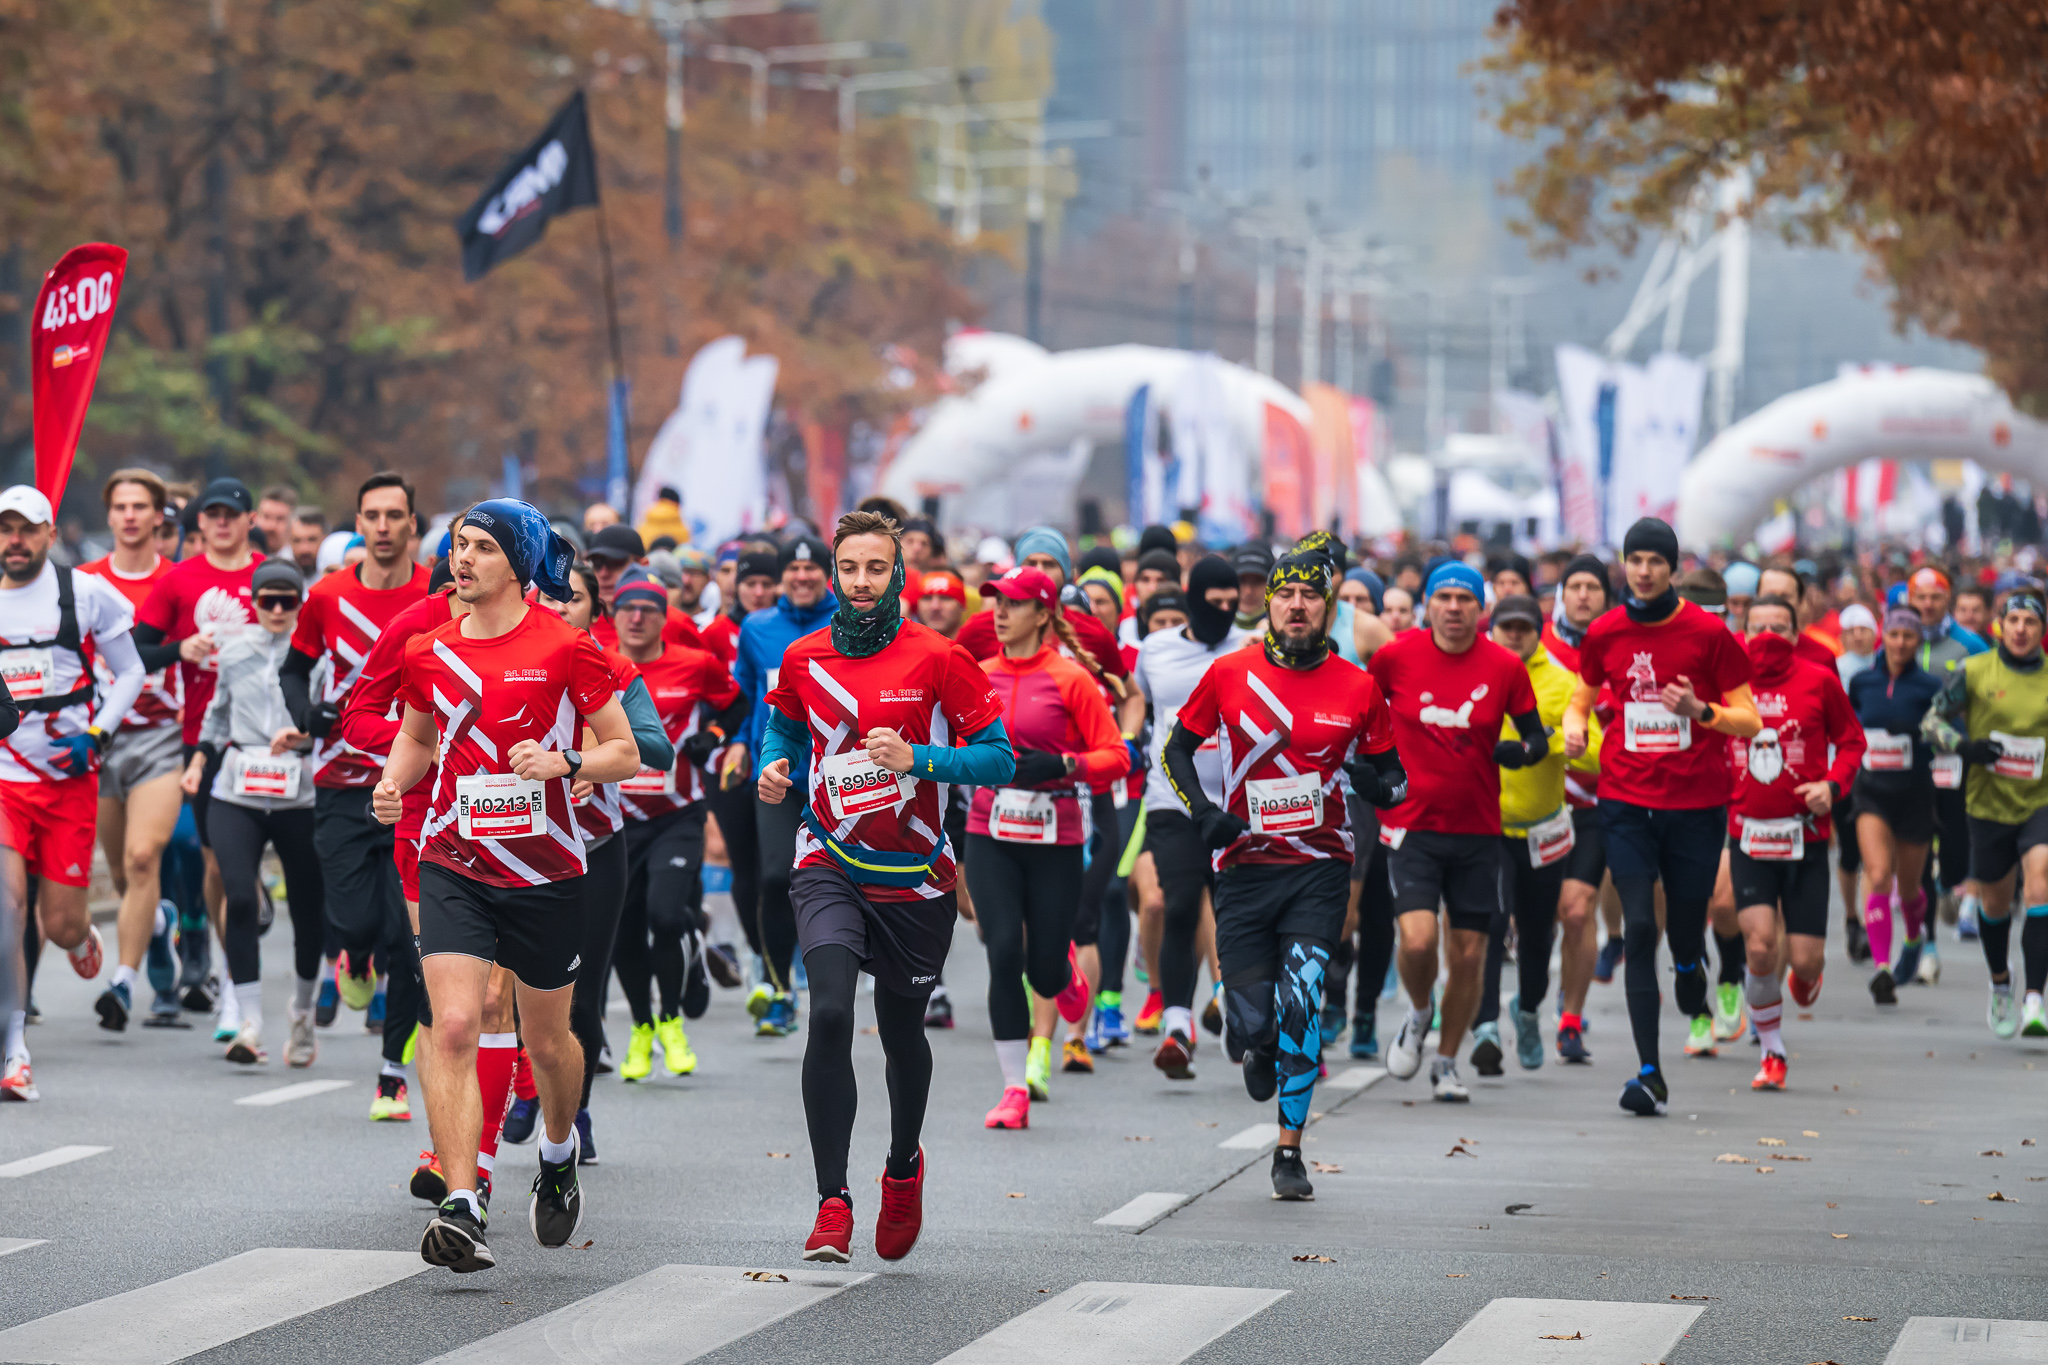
[286,1007,317,1068]
[1989,985,2020,1039]
[2023,993,2048,1039]
[1429,1056,1469,1103]
[1918,940,1941,984]
[1387,1010,1427,1080]
[225,1021,266,1065]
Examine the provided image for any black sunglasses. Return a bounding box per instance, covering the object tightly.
[255,594,300,610]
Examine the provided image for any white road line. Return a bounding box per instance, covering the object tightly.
[0,1238,46,1257]
[1322,1067,1386,1092]
[1094,1192,1190,1233]
[937,1281,1286,1364]
[0,1247,428,1365]
[234,1079,351,1107]
[0,1146,109,1179]
[1885,1316,2048,1363]
[420,1264,871,1364]
[1422,1298,1703,1365]
[1218,1122,1281,1150]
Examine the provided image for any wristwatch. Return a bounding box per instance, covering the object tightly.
[563,749,583,778]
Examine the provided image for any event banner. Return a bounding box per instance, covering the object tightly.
[30,242,128,506]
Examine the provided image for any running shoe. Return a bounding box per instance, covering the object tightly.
[1893,937,1924,987]
[619,1022,654,1081]
[95,980,131,1032]
[286,1008,316,1068]
[146,901,179,995]
[1752,1052,1787,1090]
[178,932,215,1012]
[1270,1145,1314,1201]
[1957,899,1981,940]
[681,939,712,1020]
[411,1152,446,1204]
[1053,944,1089,1024]
[1683,1015,1717,1057]
[314,974,339,1028]
[596,1044,612,1074]
[1989,985,2020,1038]
[365,986,386,1035]
[144,989,188,1029]
[1788,971,1822,1008]
[1619,1065,1668,1117]
[1869,968,1898,1006]
[1468,1021,1504,1077]
[984,1085,1030,1129]
[1593,937,1623,984]
[706,942,743,989]
[1083,1003,1110,1054]
[1430,1055,1470,1102]
[67,925,104,980]
[575,1108,598,1165]
[213,1008,238,1043]
[1556,1021,1590,1064]
[875,1148,925,1261]
[1201,982,1224,1036]
[924,992,954,1030]
[1916,939,1941,984]
[1134,989,1164,1034]
[0,1056,36,1102]
[1243,1046,1277,1103]
[757,994,798,1037]
[530,1142,584,1248]
[225,1022,265,1065]
[501,1096,540,1146]
[655,1016,698,1075]
[1712,981,1746,1040]
[1024,1037,1052,1101]
[1510,996,1544,1071]
[1844,913,1870,962]
[420,1198,494,1272]
[335,952,377,1010]
[1061,1036,1093,1074]
[1386,1009,1427,1080]
[803,1196,854,1262]
[2023,993,2048,1038]
[746,983,774,1019]
[1349,1009,1379,1061]
[1152,1028,1195,1080]
[1095,995,1130,1047]
[370,1074,412,1121]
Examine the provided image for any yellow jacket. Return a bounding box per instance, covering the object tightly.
[636,500,689,548]
[1499,643,1597,835]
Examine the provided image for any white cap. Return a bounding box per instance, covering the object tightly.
[0,486,53,526]
[1838,603,1878,634]
[975,535,1014,571]
[316,529,355,574]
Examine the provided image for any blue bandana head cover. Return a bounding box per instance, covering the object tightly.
[462,499,576,602]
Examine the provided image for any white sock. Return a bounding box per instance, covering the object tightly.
[539,1129,576,1164]
[293,976,317,1012]
[4,1010,23,1060]
[381,1059,407,1081]
[2029,991,2045,1011]
[321,956,338,983]
[1161,1005,1194,1040]
[928,983,948,1002]
[446,1188,480,1216]
[112,964,137,992]
[1408,1001,1432,1031]
[994,1038,1028,1090]
[234,982,262,1036]
[1993,980,2015,996]
[218,988,241,1031]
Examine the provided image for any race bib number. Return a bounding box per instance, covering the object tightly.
[989,788,1058,844]
[1862,729,1911,772]
[1246,772,1323,835]
[1378,824,1407,850]
[818,748,904,821]
[227,749,301,800]
[1933,753,1963,789]
[456,772,547,840]
[1527,808,1575,868]
[1990,731,2045,782]
[1738,815,1804,861]
[1623,701,1690,754]
[619,763,678,796]
[0,647,54,700]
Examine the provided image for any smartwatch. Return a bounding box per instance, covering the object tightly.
[564,749,583,778]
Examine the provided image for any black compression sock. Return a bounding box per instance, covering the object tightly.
[1981,913,2014,980]
[1715,932,1746,986]
[885,1149,921,1181]
[2023,914,2048,994]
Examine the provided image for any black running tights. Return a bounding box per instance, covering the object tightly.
[1475,838,1563,1027]
[573,833,627,1109]
[1145,809,1211,1013]
[801,943,931,1200]
[209,801,324,987]
[965,833,1082,1040]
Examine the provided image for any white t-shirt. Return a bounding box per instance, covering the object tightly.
[0,561,136,783]
[1133,623,1258,814]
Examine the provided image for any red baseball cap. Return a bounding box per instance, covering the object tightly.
[987,565,1058,610]
[917,569,966,603]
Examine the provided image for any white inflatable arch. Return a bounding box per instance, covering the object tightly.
[1676,367,2048,549]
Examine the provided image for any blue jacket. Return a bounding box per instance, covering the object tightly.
[734,592,837,769]
[1848,655,1945,794]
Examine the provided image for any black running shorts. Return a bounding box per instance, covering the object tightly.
[1386,829,1503,932]
[1562,805,1605,887]
[1727,842,1831,938]
[417,863,585,992]
[1852,775,1935,846]
[790,863,955,999]
[1968,808,2048,887]
[1212,858,1349,983]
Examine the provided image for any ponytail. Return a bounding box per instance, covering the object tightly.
[1046,607,1128,701]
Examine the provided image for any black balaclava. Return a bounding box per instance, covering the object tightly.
[1185,555,1238,646]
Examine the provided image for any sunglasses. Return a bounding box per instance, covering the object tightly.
[256,594,300,611]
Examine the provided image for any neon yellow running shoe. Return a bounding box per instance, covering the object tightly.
[335,952,378,1011]
[619,1022,655,1082]
[656,1015,698,1075]
[1684,1013,1718,1057]
[1712,982,1746,1041]
[746,985,774,1020]
[1025,1036,1052,1101]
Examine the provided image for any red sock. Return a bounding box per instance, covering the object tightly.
[511,1044,537,1101]
[1560,1012,1583,1032]
[475,1033,519,1176]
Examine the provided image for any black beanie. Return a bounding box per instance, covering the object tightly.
[1561,553,1610,599]
[1185,555,1240,646]
[1621,517,1679,568]
[1138,524,1179,558]
[1136,548,1182,583]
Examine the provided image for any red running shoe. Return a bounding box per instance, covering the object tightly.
[1153,1029,1195,1080]
[1054,944,1089,1023]
[68,925,104,980]
[875,1147,925,1261]
[1788,972,1822,1007]
[984,1085,1030,1129]
[802,1196,854,1263]
[1752,1052,1787,1091]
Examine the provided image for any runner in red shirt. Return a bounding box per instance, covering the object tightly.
[1564,517,1761,1118]
[1165,550,1403,1202]
[375,500,639,1274]
[757,511,1011,1265]
[1727,594,1865,1091]
[1367,560,1543,1104]
[953,526,1127,680]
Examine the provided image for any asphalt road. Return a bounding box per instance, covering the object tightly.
[1,891,2044,1364]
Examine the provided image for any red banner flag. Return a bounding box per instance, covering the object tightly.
[30,243,128,507]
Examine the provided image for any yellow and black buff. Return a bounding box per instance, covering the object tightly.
[1263,549,1337,668]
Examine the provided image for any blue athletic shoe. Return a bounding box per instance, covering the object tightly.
[1594,938,1624,984]
[791,957,809,992]
[574,1108,598,1165]
[146,901,179,995]
[1510,995,1544,1071]
[758,995,799,1037]
[1096,1000,1130,1048]
[1083,1005,1110,1054]
[365,986,386,1035]
[1892,937,1924,988]
[315,976,339,1028]
[501,1096,540,1146]
[1349,1009,1379,1060]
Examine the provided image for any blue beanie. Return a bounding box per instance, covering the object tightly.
[1723,562,1760,597]
[1423,560,1486,601]
[1013,526,1072,582]
[1345,566,1384,613]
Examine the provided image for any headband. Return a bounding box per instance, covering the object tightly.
[2007,592,2045,622]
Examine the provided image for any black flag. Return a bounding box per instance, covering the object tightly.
[455,90,600,282]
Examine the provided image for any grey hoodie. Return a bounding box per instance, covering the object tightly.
[199,624,317,812]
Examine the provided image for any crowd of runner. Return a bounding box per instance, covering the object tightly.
[3,468,2042,1270]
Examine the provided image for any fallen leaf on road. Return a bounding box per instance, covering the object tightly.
[1799,1012,1814,1020]
[1715,1154,1752,1164]
[1401,1100,1416,1107]
[1756,1167,1776,1175]
[1538,1332,1584,1340]
[1844,1107,1860,1115]
[1783,1155,1812,1162]
[1124,1136,1153,1142]
[2024,1138,2038,1146]
[743,1271,788,1282]
[1826,1203,1838,1208]
[1458,1136,1480,1144]
[1198,1121,1217,1128]
[1006,1192,1026,1199]
[2029,1176,2047,1182]
[767,1152,790,1159]
[1670,1294,1718,1301]
[1292,1254,1335,1263]
[859,1026,877,1035]
[1803,1130,1820,1137]
[1446,1143,1477,1157]
[1311,1161,1343,1173]
[1845,1315,1877,1321]
[1505,1203,1534,1215]
[578,1240,594,1250]
[1759,1137,1786,1147]
[1831,1233,1850,1239]
[1920,1199,1937,1204]
[1987,1191,2016,1202]
[1445,1272,1468,1277]
[1982,1150,2006,1157]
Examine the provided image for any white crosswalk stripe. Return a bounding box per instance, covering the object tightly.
[0,1247,428,1365]
[234,1079,351,1107]
[1217,1122,1281,1150]
[0,1146,109,1179]
[1884,1315,2048,1363]
[0,1238,45,1257]
[1094,1191,1191,1232]
[1420,1297,1703,1365]
[934,1281,1287,1364]
[418,1264,871,1364]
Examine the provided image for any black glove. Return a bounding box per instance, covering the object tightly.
[1193,804,1249,850]
[680,728,725,768]
[1009,748,1068,787]
[1493,738,1539,770]
[307,700,340,739]
[1956,737,2005,767]
[1346,759,1408,810]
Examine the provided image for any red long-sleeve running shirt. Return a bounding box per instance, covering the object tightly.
[968,644,1130,847]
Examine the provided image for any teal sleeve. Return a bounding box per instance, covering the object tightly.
[908,719,1014,786]
[620,677,675,772]
[762,706,811,789]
